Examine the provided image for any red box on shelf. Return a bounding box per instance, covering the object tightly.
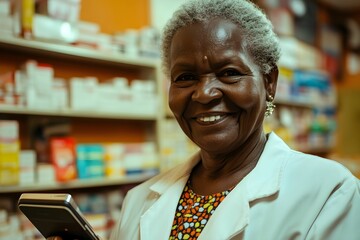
[49,137,77,182]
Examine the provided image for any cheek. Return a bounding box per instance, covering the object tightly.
[168,87,193,138]
[227,83,262,109]
[168,87,187,117]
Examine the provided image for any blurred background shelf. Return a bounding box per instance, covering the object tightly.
[0,35,160,69]
[0,172,156,193]
[275,97,314,108]
[0,105,158,120]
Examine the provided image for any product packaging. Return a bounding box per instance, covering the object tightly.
[49,137,77,182]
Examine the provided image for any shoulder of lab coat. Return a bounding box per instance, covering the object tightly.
[242,132,360,240]
[305,173,360,240]
[110,132,360,240]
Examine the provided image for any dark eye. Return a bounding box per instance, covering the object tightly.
[220,69,241,77]
[175,73,198,82]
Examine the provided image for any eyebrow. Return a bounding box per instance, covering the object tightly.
[210,55,252,73]
[170,57,197,71]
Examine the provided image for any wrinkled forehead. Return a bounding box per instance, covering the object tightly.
[170,18,247,56]
[169,18,252,61]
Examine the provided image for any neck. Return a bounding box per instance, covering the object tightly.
[190,129,267,195]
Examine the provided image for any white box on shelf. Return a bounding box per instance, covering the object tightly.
[132,95,158,115]
[131,80,156,97]
[0,120,18,141]
[34,64,54,92]
[78,21,100,34]
[21,60,38,87]
[130,79,157,115]
[75,32,113,51]
[47,0,81,23]
[33,14,78,43]
[14,70,25,97]
[97,83,120,105]
[111,77,129,88]
[36,163,56,184]
[123,142,159,174]
[52,78,69,109]
[0,15,13,36]
[0,0,10,15]
[278,37,325,70]
[21,60,56,109]
[25,87,54,109]
[103,143,126,178]
[19,150,36,185]
[70,77,99,110]
[141,142,159,170]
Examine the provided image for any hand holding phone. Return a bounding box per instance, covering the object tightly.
[18,193,100,240]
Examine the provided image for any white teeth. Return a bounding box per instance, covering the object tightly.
[199,115,222,123]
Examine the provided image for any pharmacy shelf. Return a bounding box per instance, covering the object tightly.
[0,172,156,194]
[275,97,314,108]
[0,35,160,69]
[0,105,157,120]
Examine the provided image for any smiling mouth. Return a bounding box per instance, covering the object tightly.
[196,114,226,124]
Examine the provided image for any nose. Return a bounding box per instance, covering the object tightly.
[191,76,223,104]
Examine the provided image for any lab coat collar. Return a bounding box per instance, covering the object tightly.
[141,132,289,240]
[242,132,289,201]
[140,153,199,240]
[149,151,200,194]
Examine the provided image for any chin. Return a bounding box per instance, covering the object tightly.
[194,136,238,154]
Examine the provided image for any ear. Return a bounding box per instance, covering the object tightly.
[264,65,278,100]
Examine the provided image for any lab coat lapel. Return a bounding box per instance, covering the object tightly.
[140,175,188,240]
[198,182,250,240]
[139,153,201,240]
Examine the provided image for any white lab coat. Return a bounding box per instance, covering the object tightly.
[110,132,360,240]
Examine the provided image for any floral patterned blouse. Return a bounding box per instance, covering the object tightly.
[169,180,233,240]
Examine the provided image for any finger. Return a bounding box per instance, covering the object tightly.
[47,237,62,240]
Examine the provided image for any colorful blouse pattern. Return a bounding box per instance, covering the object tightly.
[169,180,232,240]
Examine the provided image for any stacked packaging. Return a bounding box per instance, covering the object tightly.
[0,120,20,185]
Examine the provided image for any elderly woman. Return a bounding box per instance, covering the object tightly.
[109,0,360,239]
[49,0,359,240]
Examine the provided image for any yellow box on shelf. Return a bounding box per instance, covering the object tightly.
[0,141,20,185]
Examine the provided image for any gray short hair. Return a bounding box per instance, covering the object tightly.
[161,0,281,77]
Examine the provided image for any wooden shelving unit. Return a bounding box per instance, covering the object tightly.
[0,35,163,194]
[0,172,156,194]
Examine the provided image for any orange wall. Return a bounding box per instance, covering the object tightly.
[341,74,360,89]
[80,0,150,34]
[336,53,360,89]
[342,62,360,88]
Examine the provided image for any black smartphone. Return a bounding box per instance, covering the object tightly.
[18,193,100,240]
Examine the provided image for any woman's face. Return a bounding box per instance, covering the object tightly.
[168,18,275,154]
